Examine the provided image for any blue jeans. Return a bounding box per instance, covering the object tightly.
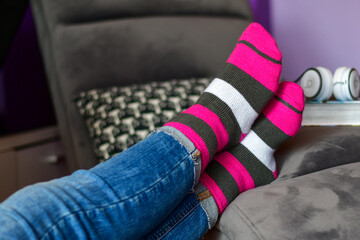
[144,192,210,240]
[0,130,210,239]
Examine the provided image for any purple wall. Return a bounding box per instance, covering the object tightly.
[270,0,360,81]
[249,0,271,32]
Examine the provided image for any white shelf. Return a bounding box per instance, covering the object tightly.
[302,101,360,126]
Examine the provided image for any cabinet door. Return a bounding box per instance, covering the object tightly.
[0,151,17,202]
[17,141,69,188]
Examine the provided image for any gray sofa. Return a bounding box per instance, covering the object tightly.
[30,0,253,171]
[30,0,360,239]
[204,126,360,239]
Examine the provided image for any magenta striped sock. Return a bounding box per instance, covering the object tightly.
[199,81,305,214]
[165,23,282,171]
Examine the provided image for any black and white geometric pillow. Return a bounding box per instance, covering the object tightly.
[75,78,211,163]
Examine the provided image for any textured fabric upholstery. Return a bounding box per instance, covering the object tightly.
[275,127,360,180]
[31,0,253,27]
[30,0,253,170]
[204,126,360,240]
[212,161,360,240]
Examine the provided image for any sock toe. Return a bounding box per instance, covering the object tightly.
[227,23,282,93]
[263,81,304,137]
[277,81,305,112]
[238,22,282,62]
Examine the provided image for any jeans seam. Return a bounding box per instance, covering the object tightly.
[157,129,201,187]
[39,152,193,239]
[199,201,212,230]
[158,203,200,240]
[0,206,40,239]
[147,193,200,240]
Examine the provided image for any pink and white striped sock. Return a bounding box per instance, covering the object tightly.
[199,81,305,214]
[165,23,282,171]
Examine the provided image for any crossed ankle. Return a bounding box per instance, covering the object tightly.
[199,81,304,214]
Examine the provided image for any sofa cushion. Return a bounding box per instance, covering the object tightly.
[203,126,360,239]
[213,161,360,240]
[75,78,210,162]
[274,126,360,180]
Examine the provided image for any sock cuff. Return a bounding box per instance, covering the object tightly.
[164,121,211,169]
[200,172,228,214]
[194,183,218,228]
[183,104,229,151]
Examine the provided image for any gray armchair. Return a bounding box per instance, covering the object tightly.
[30,1,360,239]
[30,0,253,171]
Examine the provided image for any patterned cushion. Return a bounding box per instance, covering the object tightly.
[75,78,211,162]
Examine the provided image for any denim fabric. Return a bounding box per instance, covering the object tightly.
[0,131,198,239]
[158,126,202,185]
[144,192,210,240]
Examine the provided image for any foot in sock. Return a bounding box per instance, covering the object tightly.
[198,81,305,221]
[164,23,282,171]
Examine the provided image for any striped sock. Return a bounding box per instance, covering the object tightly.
[164,23,282,171]
[199,81,305,214]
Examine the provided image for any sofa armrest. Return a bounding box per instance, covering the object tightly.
[274,126,360,181]
[214,161,360,239]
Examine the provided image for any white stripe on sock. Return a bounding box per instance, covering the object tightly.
[241,130,276,172]
[204,78,257,134]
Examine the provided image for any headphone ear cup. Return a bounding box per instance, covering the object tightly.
[350,69,360,99]
[316,67,333,101]
[333,67,347,101]
[299,67,333,101]
[333,67,360,101]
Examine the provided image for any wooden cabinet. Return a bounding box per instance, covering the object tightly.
[0,126,69,202]
[0,151,17,201]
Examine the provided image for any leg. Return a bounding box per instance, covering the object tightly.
[0,131,198,239]
[165,22,281,172]
[144,191,210,240]
[0,22,282,239]
[145,81,304,239]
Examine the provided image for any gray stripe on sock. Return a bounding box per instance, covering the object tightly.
[205,159,240,203]
[171,113,218,160]
[196,92,241,148]
[218,63,275,113]
[251,114,290,149]
[274,95,303,114]
[238,40,282,65]
[228,144,275,187]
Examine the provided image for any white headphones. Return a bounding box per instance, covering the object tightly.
[297,66,360,101]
